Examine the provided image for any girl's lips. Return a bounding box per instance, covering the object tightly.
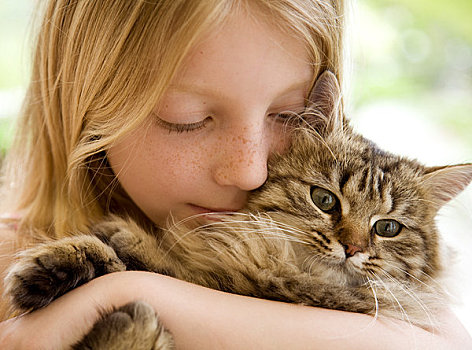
[189,204,240,214]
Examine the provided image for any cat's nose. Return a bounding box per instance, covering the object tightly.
[343,243,363,258]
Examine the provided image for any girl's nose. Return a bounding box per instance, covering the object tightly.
[212,125,270,191]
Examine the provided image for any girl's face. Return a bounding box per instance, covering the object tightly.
[107,11,312,226]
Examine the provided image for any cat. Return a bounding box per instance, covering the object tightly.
[4,71,472,350]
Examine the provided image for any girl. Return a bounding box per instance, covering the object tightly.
[0,0,470,348]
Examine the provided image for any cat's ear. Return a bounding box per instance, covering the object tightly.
[304,70,344,136]
[423,163,472,210]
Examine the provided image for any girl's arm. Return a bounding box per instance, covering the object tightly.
[1,270,471,350]
[1,228,471,349]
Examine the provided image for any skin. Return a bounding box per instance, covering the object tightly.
[0,9,471,350]
[107,11,311,226]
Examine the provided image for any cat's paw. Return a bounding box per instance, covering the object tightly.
[93,216,159,271]
[92,215,136,242]
[4,235,126,313]
[72,301,174,350]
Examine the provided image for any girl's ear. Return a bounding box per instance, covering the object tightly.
[423,163,472,210]
[304,71,344,136]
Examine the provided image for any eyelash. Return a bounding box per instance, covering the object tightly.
[155,111,302,134]
[155,116,211,134]
[271,112,300,123]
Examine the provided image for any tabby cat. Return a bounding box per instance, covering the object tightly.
[4,72,472,349]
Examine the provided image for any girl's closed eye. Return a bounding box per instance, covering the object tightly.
[155,110,303,134]
[152,90,217,133]
[154,113,213,133]
[269,111,302,122]
[268,104,306,125]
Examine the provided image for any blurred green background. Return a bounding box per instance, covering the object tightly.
[0,0,32,155]
[349,0,472,155]
[1,0,471,153]
[1,0,471,334]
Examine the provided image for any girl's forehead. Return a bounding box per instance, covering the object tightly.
[170,11,313,94]
[184,7,310,60]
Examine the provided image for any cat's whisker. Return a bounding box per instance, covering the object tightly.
[249,215,330,244]
[307,257,319,276]
[370,273,411,321]
[160,217,309,262]
[307,254,331,275]
[377,269,436,330]
[166,211,223,229]
[239,235,308,246]
[195,216,312,245]
[416,198,442,208]
[231,227,308,245]
[366,278,380,322]
[297,110,339,162]
[158,223,217,258]
[176,222,305,251]
[386,264,444,292]
[228,213,325,245]
[382,264,444,302]
[301,255,315,272]
[301,253,322,274]
[284,108,337,160]
[386,272,435,329]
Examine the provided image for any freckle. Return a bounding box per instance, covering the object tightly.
[200,51,204,55]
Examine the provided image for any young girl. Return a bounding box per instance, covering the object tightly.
[0,0,470,348]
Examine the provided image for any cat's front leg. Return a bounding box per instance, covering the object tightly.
[93,216,174,274]
[73,301,174,350]
[4,235,126,314]
[252,272,378,314]
[281,277,439,329]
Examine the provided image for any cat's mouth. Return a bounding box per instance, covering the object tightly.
[297,245,367,282]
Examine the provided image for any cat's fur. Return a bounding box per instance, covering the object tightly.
[4,72,472,349]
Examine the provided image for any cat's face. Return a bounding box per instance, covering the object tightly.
[247,127,467,287]
[244,71,472,288]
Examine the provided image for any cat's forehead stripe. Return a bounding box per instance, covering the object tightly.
[357,167,370,193]
[338,170,352,193]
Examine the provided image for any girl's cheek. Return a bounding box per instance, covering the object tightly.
[154,135,212,176]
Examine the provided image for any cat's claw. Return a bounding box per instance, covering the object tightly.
[72,301,175,350]
[4,235,126,313]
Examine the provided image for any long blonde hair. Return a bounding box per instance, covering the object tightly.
[1,0,345,238]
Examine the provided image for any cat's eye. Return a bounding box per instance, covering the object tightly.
[374,219,402,237]
[311,187,338,212]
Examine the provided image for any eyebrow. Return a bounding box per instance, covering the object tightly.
[167,80,312,100]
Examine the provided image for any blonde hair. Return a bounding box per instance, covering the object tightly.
[1,0,345,238]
